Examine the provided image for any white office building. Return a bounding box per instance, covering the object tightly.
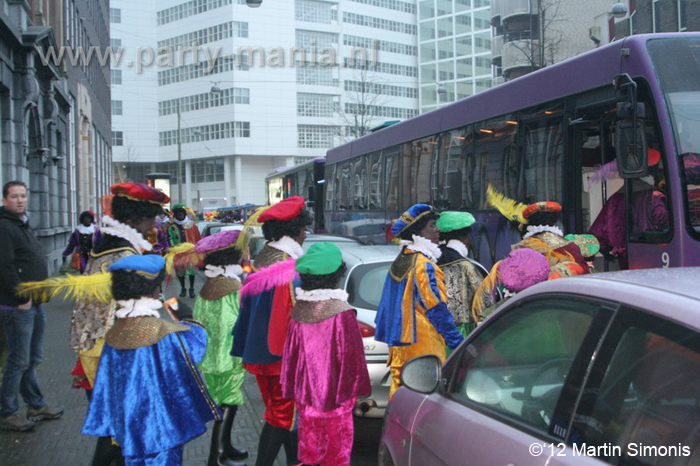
[417,0,492,113]
[111,0,419,209]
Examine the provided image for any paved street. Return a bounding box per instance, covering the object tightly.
[0,272,381,466]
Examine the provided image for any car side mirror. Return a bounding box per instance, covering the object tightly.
[400,355,442,394]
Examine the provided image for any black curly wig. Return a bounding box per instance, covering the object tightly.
[439,226,472,243]
[111,196,164,224]
[262,209,312,241]
[398,212,440,241]
[111,268,167,301]
[299,262,347,290]
[525,211,560,228]
[79,211,95,223]
[204,247,243,267]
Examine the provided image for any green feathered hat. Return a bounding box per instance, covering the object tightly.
[295,242,343,275]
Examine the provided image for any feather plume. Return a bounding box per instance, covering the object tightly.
[486,185,528,224]
[165,242,202,275]
[16,273,113,304]
[587,161,619,190]
[240,258,298,298]
[471,260,502,323]
[234,205,271,252]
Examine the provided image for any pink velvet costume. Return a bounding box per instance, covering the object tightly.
[280,294,371,466]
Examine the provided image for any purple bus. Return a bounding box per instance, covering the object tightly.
[324,33,700,271]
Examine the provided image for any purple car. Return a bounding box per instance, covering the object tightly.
[380,268,700,466]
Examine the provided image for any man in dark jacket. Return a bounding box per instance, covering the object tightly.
[0,181,63,431]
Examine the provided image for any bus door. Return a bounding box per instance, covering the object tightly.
[570,98,622,272]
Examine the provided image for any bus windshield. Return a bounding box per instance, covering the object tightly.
[647,38,700,236]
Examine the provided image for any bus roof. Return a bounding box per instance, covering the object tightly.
[265,157,325,179]
[326,33,692,164]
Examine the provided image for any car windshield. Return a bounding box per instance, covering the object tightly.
[345,262,390,311]
[647,38,700,238]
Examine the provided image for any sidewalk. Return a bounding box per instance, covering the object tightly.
[0,275,271,466]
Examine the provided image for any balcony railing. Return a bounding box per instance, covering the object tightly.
[502,39,541,74]
[501,0,533,23]
[491,34,504,60]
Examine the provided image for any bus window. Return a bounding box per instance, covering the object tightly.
[385,150,400,211]
[401,143,412,207]
[412,136,439,204]
[369,152,383,210]
[297,168,307,198]
[325,164,336,211]
[439,126,472,210]
[338,161,352,210]
[473,118,518,208]
[352,156,368,210]
[522,116,564,204]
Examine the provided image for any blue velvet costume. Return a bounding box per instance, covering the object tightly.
[82,321,219,465]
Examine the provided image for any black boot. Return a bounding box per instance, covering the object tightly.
[189,275,196,298]
[221,405,249,460]
[91,436,126,466]
[282,429,299,466]
[255,422,288,466]
[207,419,246,466]
[178,276,187,297]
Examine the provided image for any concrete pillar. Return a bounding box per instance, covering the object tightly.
[234,155,242,205]
[224,155,232,205]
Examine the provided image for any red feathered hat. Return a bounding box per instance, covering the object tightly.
[111,182,170,204]
[522,201,562,220]
[258,196,305,222]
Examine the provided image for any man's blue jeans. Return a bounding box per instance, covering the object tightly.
[0,305,46,416]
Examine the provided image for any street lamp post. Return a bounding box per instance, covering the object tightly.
[177,100,183,203]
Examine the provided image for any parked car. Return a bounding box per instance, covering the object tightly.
[380,267,700,466]
[201,223,244,238]
[338,245,399,418]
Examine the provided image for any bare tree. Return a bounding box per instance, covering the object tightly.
[113,141,140,183]
[505,0,567,74]
[335,68,390,143]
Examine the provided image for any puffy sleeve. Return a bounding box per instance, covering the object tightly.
[63,230,79,256]
[414,259,463,349]
[268,282,295,356]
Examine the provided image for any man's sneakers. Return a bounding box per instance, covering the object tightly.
[0,412,36,431]
[26,404,64,421]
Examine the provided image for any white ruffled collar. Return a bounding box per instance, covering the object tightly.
[101,216,153,252]
[446,239,469,258]
[400,235,442,261]
[204,264,243,281]
[173,216,193,228]
[523,225,563,239]
[115,297,162,319]
[295,288,349,302]
[268,236,304,259]
[77,224,96,235]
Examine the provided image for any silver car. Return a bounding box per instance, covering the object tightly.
[337,244,400,419]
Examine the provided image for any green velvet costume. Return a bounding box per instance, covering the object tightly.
[193,276,246,406]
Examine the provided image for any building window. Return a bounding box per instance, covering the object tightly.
[680,0,687,30]
[111,70,122,85]
[113,131,123,146]
[112,100,123,115]
[295,0,337,24]
[110,38,121,54]
[653,0,661,32]
[110,8,121,23]
[234,88,250,104]
[297,93,337,117]
[191,158,224,183]
[298,125,337,148]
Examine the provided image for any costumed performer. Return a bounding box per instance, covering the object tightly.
[70,182,169,465]
[168,204,202,298]
[435,211,488,338]
[81,255,220,466]
[193,229,248,466]
[231,196,311,466]
[471,248,551,321]
[375,204,464,399]
[280,242,371,466]
[63,211,98,273]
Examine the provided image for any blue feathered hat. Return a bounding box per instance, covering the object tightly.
[109,255,166,279]
[391,204,435,237]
